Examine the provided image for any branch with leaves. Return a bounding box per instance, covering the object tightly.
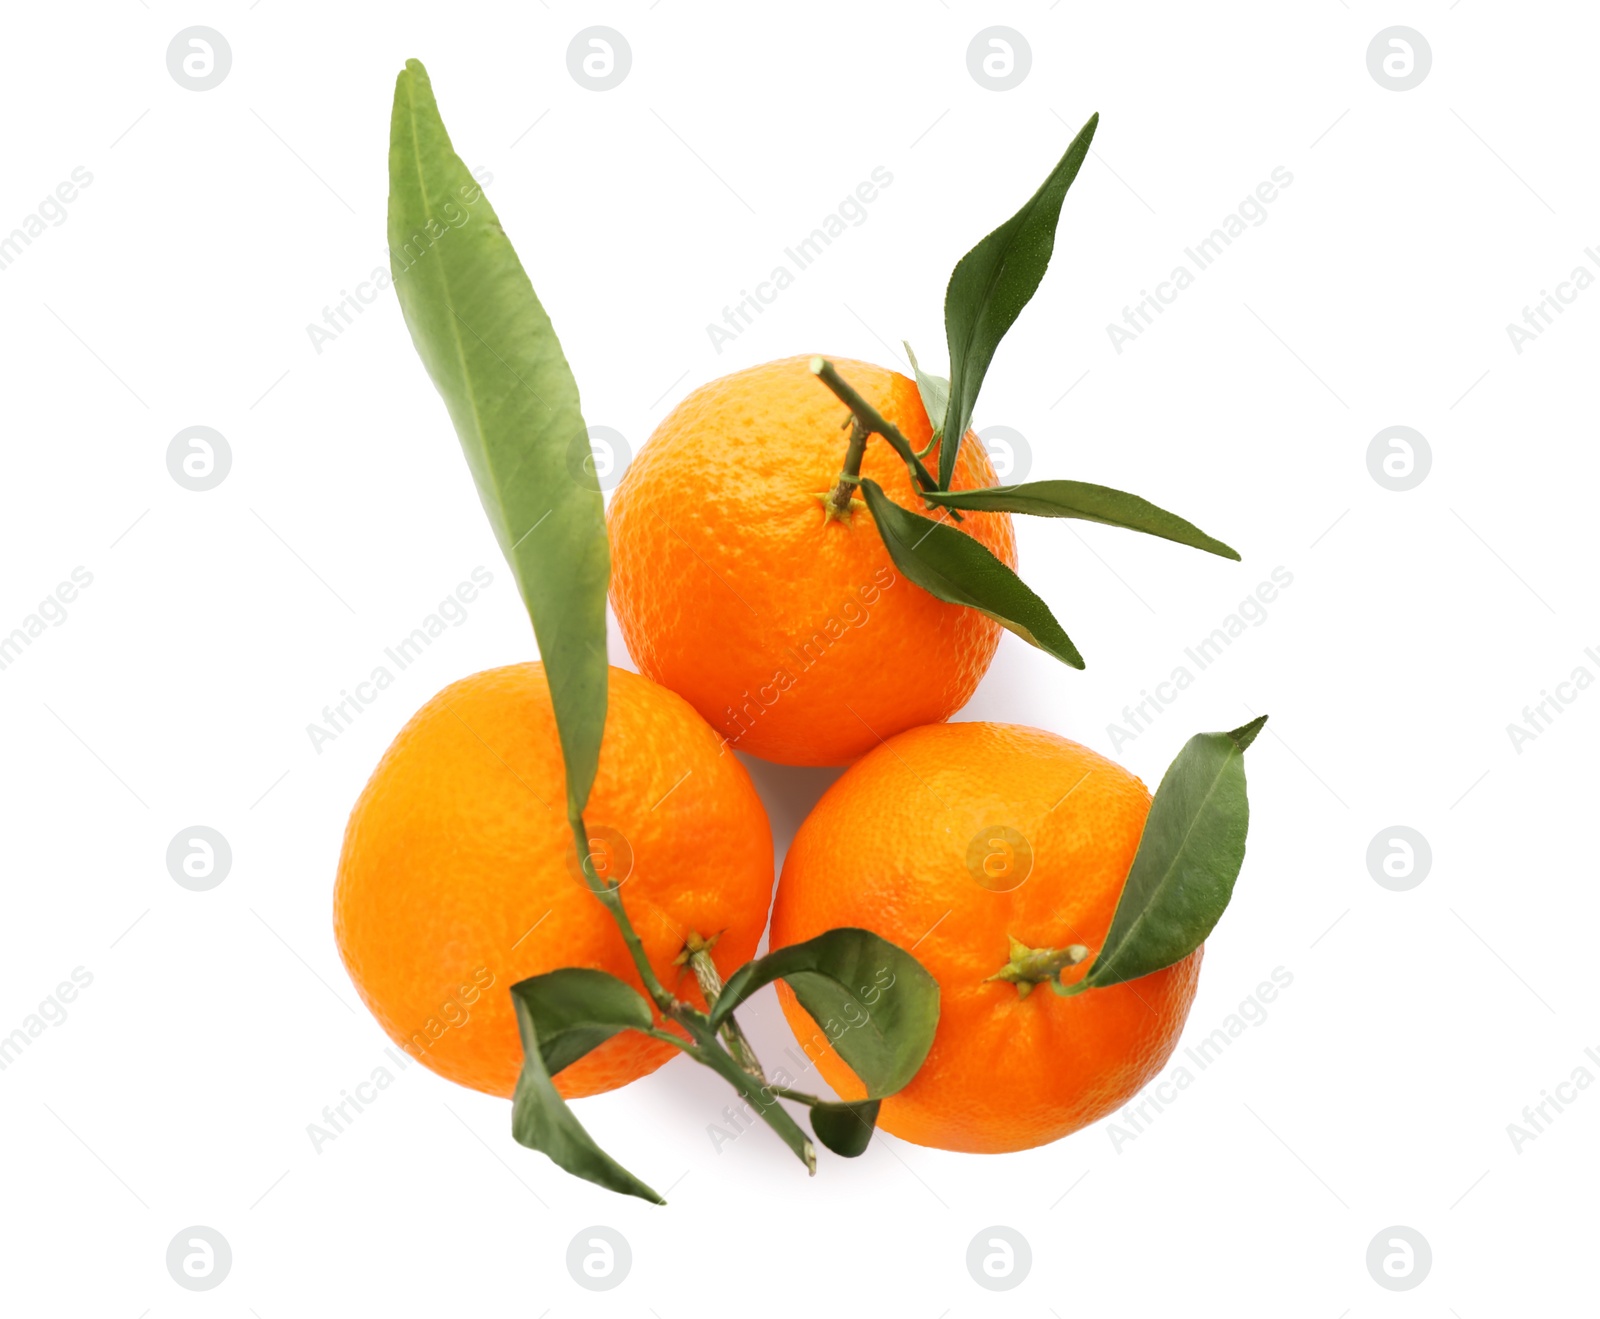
[812,112,1239,671]
[385,59,1265,1203]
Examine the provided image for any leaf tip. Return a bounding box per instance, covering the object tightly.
[1228,714,1268,751]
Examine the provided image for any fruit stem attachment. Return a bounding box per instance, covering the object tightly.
[822,416,869,521]
[677,931,768,1083]
[570,787,819,1177]
[984,934,1090,999]
[809,356,953,511]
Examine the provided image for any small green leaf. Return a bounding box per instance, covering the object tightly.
[512,968,654,1076]
[940,112,1098,489]
[860,479,1084,669]
[509,971,664,1204]
[923,480,1240,561]
[903,342,950,444]
[1083,717,1265,990]
[711,928,939,1098]
[809,1099,881,1158]
[388,60,609,823]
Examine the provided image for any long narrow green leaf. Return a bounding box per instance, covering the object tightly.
[1083,717,1265,990]
[860,480,1084,669]
[923,480,1240,560]
[510,973,664,1203]
[940,113,1098,489]
[712,928,939,1098]
[388,59,609,821]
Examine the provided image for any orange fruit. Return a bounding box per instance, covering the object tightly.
[607,355,1016,766]
[769,721,1201,1153]
[334,662,774,1100]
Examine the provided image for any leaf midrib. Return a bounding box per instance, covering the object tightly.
[401,73,509,552]
[950,207,1032,393]
[1092,745,1237,982]
[868,484,1065,659]
[946,179,1057,456]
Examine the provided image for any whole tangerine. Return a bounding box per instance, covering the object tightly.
[770,720,1201,1153]
[607,355,1016,766]
[334,663,774,1099]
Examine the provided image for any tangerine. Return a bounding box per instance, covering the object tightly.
[607,355,1016,766]
[334,663,774,1099]
[769,720,1201,1153]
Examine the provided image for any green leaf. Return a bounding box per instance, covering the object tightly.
[860,479,1084,669]
[711,928,939,1097]
[1082,717,1265,990]
[510,972,664,1203]
[388,59,609,823]
[809,1099,881,1158]
[940,113,1098,489]
[923,480,1240,561]
[512,967,654,1076]
[903,342,949,443]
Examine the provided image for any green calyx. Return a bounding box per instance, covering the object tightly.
[816,490,859,524]
[672,928,720,965]
[984,935,1089,999]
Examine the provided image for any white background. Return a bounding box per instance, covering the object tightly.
[2,2,1595,1314]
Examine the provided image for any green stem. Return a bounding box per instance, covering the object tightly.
[643,1025,698,1052]
[680,933,767,1083]
[824,417,869,519]
[682,1013,816,1174]
[570,813,676,1014]
[572,816,816,1173]
[809,357,950,505]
